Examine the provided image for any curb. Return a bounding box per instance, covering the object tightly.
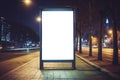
[76,54,120,80]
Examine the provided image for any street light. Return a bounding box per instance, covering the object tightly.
[22,0,32,6]
[108,29,113,35]
[36,16,41,22]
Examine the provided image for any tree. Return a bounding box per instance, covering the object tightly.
[98,11,103,60]
[111,0,119,65]
[79,22,82,53]
[88,0,93,56]
[75,32,79,51]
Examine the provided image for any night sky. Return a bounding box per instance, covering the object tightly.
[0,0,40,35]
[0,0,120,36]
[0,0,77,36]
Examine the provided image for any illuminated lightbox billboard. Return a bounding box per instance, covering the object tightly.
[41,8,75,61]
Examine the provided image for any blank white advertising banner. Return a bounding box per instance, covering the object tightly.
[42,10,74,60]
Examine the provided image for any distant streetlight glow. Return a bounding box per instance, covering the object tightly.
[22,0,32,6]
[91,36,98,45]
[91,36,94,39]
[36,16,41,22]
[108,29,113,35]
[106,18,109,24]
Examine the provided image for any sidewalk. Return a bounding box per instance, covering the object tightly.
[76,51,120,80]
[0,56,115,80]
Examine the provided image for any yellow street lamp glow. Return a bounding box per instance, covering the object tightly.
[36,16,41,22]
[91,36,94,39]
[22,0,32,6]
[92,37,98,45]
[108,29,113,35]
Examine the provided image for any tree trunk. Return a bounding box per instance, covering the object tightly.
[89,0,93,56]
[89,32,92,56]
[112,20,118,65]
[98,12,103,60]
[79,28,82,53]
[76,34,78,51]
[111,0,119,65]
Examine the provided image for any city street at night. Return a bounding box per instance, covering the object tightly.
[0,0,120,80]
[0,50,115,80]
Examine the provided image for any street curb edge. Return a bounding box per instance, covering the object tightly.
[76,54,120,80]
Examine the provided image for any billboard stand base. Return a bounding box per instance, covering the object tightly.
[40,61,43,69]
[72,61,76,70]
[40,60,76,70]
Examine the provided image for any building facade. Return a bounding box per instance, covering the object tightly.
[0,17,11,42]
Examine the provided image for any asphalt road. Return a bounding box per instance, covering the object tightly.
[0,50,39,76]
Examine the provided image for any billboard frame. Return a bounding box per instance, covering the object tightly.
[39,8,76,69]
